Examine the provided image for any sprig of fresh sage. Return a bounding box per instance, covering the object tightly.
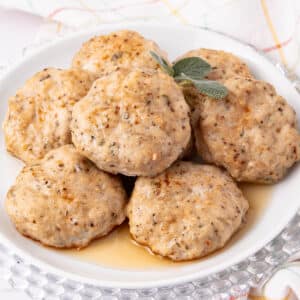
[177,73,228,99]
[150,51,228,99]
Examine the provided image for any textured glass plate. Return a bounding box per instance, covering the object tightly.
[1,211,300,299]
[0,24,300,299]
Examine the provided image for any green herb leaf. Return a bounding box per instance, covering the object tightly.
[150,51,174,76]
[173,57,211,80]
[149,52,227,99]
[175,73,227,99]
[192,79,228,99]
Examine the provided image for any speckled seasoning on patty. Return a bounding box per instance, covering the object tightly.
[127,161,248,261]
[71,68,191,176]
[5,145,127,248]
[72,30,169,76]
[194,77,300,183]
[3,68,95,163]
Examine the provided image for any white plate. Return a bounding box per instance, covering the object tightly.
[0,24,299,289]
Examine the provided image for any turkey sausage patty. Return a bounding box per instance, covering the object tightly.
[5,145,127,248]
[127,161,248,261]
[71,68,191,176]
[72,30,169,76]
[3,68,95,163]
[177,48,253,82]
[194,77,300,183]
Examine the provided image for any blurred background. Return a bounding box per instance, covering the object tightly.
[0,0,300,76]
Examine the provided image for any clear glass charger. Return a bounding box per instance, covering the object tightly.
[0,26,300,300]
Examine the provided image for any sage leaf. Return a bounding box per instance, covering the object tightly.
[149,52,227,99]
[192,79,228,99]
[173,57,211,80]
[150,51,174,76]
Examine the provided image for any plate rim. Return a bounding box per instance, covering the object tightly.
[0,22,299,289]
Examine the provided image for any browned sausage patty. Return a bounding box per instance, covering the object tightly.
[5,145,127,248]
[3,68,95,163]
[194,77,300,183]
[71,68,191,176]
[127,161,248,261]
[72,30,169,76]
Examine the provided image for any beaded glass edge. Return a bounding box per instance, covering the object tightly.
[0,26,300,300]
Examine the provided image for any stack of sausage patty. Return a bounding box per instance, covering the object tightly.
[3,30,300,261]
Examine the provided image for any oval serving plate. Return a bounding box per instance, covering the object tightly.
[0,24,300,290]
